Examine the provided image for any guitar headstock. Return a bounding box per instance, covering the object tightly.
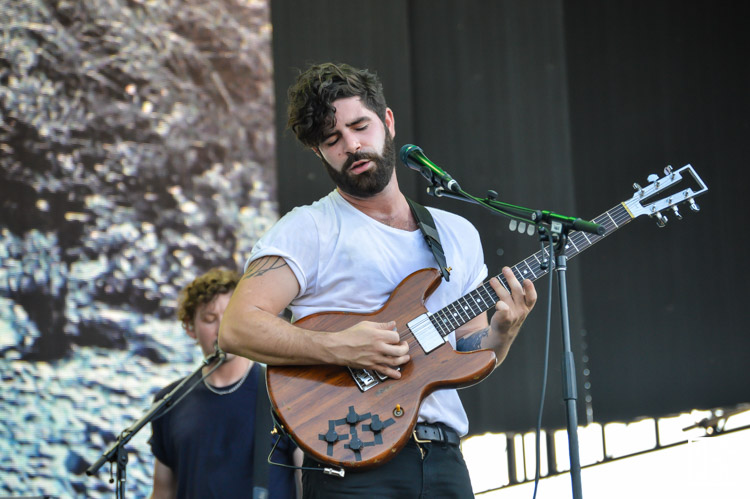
[623,164,708,226]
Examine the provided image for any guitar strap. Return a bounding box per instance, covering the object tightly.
[405,197,451,282]
[253,364,270,499]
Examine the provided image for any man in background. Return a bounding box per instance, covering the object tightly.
[149,267,299,498]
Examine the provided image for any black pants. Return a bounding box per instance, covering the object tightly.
[301,439,474,499]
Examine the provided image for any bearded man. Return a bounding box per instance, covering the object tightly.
[219,63,536,498]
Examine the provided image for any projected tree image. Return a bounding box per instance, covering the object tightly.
[0,1,275,496]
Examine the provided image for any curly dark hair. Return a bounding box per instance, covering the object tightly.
[287,62,387,148]
[177,267,240,330]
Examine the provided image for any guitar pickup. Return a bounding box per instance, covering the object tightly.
[348,367,380,392]
[408,314,445,354]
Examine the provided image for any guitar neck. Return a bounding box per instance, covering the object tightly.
[429,203,634,336]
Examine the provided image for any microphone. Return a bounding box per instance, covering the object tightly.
[400,144,461,193]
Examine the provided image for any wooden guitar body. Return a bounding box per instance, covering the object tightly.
[266,268,497,470]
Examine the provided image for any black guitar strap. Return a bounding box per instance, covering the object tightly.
[406,197,451,281]
[253,364,270,499]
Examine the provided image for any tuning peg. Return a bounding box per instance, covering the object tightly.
[655,211,668,227]
[671,205,683,220]
[688,198,700,212]
[647,174,660,187]
[633,182,644,196]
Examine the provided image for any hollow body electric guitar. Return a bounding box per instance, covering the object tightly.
[267,165,707,470]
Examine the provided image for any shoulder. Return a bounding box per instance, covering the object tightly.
[278,191,342,225]
[153,377,185,402]
[252,191,341,249]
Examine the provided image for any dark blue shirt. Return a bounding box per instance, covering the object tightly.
[150,363,296,499]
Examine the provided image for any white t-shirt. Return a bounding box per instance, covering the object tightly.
[248,189,488,435]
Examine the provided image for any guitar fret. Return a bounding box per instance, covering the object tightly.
[476,287,492,309]
[571,231,587,246]
[459,295,477,317]
[439,308,454,332]
[450,301,464,324]
[568,237,580,253]
[448,302,465,325]
[480,284,498,304]
[523,260,537,279]
[467,293,483,315]
[605,211,618,228]
[511,267,524,284]
[430,311,450,336]
[498,276,511,293]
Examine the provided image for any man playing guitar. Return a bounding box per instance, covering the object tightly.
[219,62,537,498]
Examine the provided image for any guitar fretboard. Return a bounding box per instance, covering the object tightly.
[428,203,633,336]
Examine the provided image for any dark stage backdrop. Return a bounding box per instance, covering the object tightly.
[563,1,750,423]
[270,0,750,434]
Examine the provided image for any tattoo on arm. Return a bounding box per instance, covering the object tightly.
[456,327,489,352]
[242,257,288,280]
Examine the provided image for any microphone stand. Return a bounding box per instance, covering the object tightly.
[425,183,601,499]
[86,348,226,498]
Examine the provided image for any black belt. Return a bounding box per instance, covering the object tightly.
[413,423,461,446]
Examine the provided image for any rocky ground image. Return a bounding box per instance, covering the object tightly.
[1,0,275,496]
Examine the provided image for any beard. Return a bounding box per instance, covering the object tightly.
[321,131,396,198]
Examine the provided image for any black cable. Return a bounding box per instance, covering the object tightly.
[533,237,555,499]
[266,432,343,476]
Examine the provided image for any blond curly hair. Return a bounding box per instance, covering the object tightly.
[177,267,240,330]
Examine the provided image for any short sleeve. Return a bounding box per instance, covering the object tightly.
[245,208,321,298]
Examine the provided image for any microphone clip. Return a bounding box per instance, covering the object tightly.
[426,186,446,197]
[204,340,227,366]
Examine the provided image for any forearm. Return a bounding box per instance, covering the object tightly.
[151,459,176,499]
[220,256,409,376]
[220,302,409,377]
[219,307,334,366]
[456,325,516,365]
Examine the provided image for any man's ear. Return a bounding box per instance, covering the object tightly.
[384,107,395,139]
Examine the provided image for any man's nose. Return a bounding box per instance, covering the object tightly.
[341,131,361,154]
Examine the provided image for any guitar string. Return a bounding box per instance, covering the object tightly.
[398,203,634,346]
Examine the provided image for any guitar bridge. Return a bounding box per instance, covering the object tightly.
[348,367,380,392]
